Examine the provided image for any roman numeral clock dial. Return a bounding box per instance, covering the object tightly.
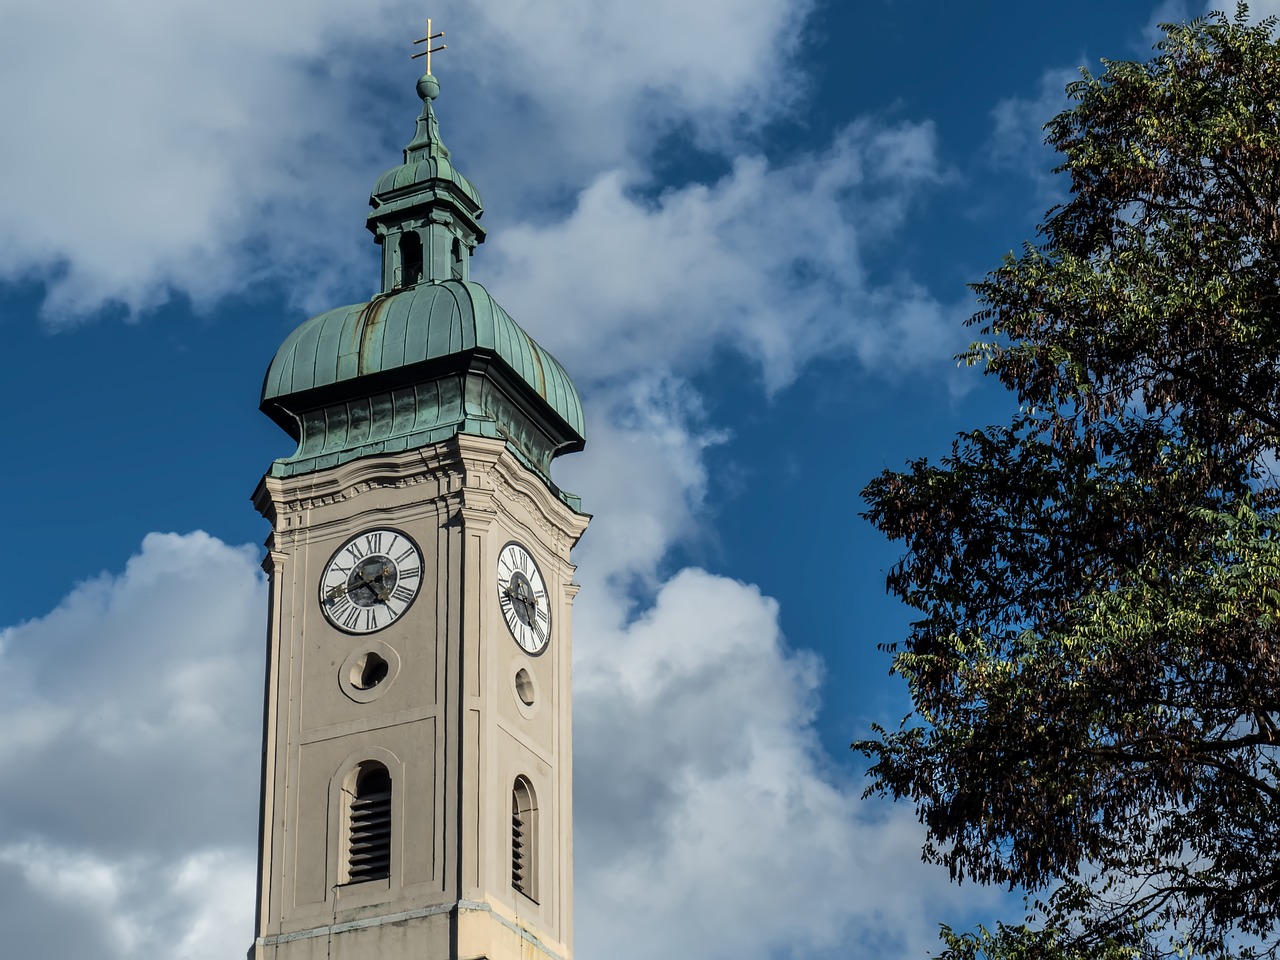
[497,542,551,654]
[320,529,423,634]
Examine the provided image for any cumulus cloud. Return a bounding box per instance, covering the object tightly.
[488,119,957,393]
[1238,0,1280,19]
[0,0,412,318]
[554,376,727,603]
[0,0,821,322]
[0,532,264,958]
[460,0,815,185]
[573,567,996,959]
[1,0,963,386]
[0,843,254,960]
[1146,0,1279,40]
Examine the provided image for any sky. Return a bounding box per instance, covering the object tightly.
[0,2,1259,958]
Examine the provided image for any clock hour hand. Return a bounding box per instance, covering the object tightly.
[376,561,399,602]
[353,560,396,602]
[502,581,534,623]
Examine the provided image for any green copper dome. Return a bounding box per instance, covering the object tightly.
[368,76,482,222]
[264,280,583,433]
[259,73,584,506]
[369,153,481,215]
[261,281,585,486]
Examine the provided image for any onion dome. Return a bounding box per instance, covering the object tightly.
[260,74,584,508]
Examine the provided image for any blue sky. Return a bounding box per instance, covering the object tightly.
[0,1,1245,958]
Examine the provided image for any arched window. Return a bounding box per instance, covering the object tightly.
[511,776,538,902]
[399,231,423,287]
[347,763,392,883]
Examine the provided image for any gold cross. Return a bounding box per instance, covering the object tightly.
[411,18,446,75]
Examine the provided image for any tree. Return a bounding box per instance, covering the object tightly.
[857,8,1280,959]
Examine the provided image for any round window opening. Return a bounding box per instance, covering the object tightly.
[514,668,535,706]
[352,652,390,690]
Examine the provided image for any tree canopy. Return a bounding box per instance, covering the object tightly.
[857,8,1280,959]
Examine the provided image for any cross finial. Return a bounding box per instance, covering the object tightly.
[411,18,446,75]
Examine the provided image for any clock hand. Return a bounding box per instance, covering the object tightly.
[369,561,398,602]
[503,581,534,623]
[352,560,392,591]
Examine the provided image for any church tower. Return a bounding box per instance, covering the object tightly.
[249,38,588,960]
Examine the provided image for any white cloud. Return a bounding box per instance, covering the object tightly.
[0,0,414,318]
[554,376,727,602]
[169,850,260,960]
[0,533,265,848]
[0,842,256,960]
[1237,0,1280,19]
[573,568,999,959]
[488,120,959,394]
[987,66,1077,207]
[992,4,1276,218]
[0,0,964,389]
[0,0,819,321]
[0,532,264,957]
[459,0,814,181]
[1148,1,1279,37]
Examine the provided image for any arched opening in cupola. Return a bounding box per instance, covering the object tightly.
[399,231,423,287]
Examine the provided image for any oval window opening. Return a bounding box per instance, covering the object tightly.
[352,652,389,690]
[514,668,535,706]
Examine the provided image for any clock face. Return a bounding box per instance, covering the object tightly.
[320,529,422,634]
[497,542,551,655]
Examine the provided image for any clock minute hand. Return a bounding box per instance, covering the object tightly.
[503,581,531,622]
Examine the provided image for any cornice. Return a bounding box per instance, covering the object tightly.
[254,436,588,552]
[462,436,590,553]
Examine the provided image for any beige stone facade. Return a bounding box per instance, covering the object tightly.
[249,433,588,960]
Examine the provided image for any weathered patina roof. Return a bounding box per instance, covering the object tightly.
[370,154,481,213]
[262,280,585,441]
[368,72,482,225]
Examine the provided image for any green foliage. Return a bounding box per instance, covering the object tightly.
[858,7,1280,958]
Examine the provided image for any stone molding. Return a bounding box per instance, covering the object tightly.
[254,434,587,557]
[254,899,568,960]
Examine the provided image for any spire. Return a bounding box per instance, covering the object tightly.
[261,22,585,504]
[366,66,484,292]
[405,19,448,163]
[404,74,450,163]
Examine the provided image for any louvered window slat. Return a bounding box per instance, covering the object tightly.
[512,778,536,901]
[348,768,392,884]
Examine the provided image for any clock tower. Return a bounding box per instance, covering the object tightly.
[249,56,588,960]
